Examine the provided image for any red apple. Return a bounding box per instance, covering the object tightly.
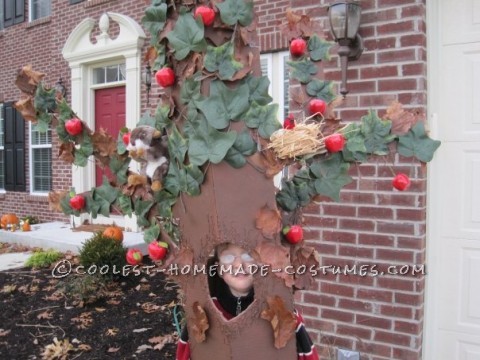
[324,133,346,153]
[65,118,83,136]
[126,248,143,266]
[282,225,304,244]
[69,194,85,211]
[283,114,295,129]
[195,5,215,26]
[290,38,307,57]
[122,132,131,146]
[148,241,168,261]
[155,67,175,88]
[309,99,327,116]
[392,173,411,191]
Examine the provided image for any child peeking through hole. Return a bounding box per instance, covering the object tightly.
[176,243,319,360]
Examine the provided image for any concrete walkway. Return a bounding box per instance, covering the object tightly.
[0,222,148,271]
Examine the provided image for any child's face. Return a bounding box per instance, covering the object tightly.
[217,244,255,297]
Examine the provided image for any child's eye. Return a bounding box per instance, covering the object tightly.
[219,254,235,264]
[240,253,254,262]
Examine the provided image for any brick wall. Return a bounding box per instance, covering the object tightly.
[0,1,428,358]
[253,0,428,359]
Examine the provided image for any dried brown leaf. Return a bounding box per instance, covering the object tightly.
[141,302,161,313]
[48,191,69,213]
[190,302,209,343]
[260,295,296,349]
[16,65,45,95]
[255,205,282,239]
[41,337,75,360]
[385,101,422,135]
[149,334,176,351]
[107,347,120,353]
[279,9,322,40]
[78,344,92,352]
[0,329,11,337]
[13,96,37,122]
[254,241,294,288]
[291,246,320,290]
[92,128,117,158]
[291,87,307,107]
[144,46,158,65]
[106,328,119,336]
[58,142,75,164]
[136,344,153,353]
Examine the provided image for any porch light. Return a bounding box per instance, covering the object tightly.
[328,0,364,97]
[144,64,152,106]
[55,77,67,98]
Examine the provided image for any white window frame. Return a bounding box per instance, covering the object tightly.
[29,122,52,195]
[0,103,5,193]
[29,0,51,22]
[260,51,290,122]
[260,51,290,188]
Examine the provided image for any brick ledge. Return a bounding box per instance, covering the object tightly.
[85,0,116,8]
[26,16,52,29]
[26,195,49,203]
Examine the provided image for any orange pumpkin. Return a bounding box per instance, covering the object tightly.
[103,226,123,242]
[1,213,19,230]
[22,220,31,232]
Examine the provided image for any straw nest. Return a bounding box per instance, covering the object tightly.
[267,123,327,160]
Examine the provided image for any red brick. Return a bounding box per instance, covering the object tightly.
[359,233,395,247]
[357,288,393,302]
[303,216,338,228]
[376,249,414,262]
[377,21,416,35]
[339,245,374,259]
[380,305,413,319]
[320,282,355,297]
[379,78,418,92]
[393,347,422,359]
[339,299,373,313]
[374,331,412,347]
[361,65,399,79]
[322,204,357,217]
[358,206,394,220]
[394,320,422,335]
[401,34,426,48]
[322,308,355,323]
[356,314,392,330]
[377,49,417,63]
[320,335,353,351]
[377,277,415,292]
[377,221,416,235]
[337,324,372,340]
[303,293,336,307]
[322,230,357,244]
[339,218,376,232]
[396,209,425,221]
[358,342,392,358]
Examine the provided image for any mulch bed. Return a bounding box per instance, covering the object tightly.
[0,242,180,359]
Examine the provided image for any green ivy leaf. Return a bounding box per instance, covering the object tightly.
[85,192,101,218]
[34,82,57,113]
[197,80,249,129]
[180,73,203,105]
[137,110,156,127]
[341,124,368,162]
[287,59,318,84]
[134,198,155,227]
[276,180,313,212]
[360,111,396,155]
[141,2,168,44]
[166,11,207,61]
[188,124,237,166]
[155,104,172,131]
[60,195,74,216]
[117,194,133,217]
[244,102,281,139]
[245,75,273,106]
[153,43,166,70]
[117,130,127,155]
[95,176,120,207]
[168,125,188,163]
[154,190,178,218]
[308,35,332,62]
[164,162,204,196]
[57,99,74,122]
[306,79,336,103]
[224,129,257,168]
[109,156,130,185]
[144,224,161,243]
[36,113,51,133]
[217,0,254,26]
[309,154,353,201]
[398,122,441,162]
[74,135,93,167]
[204,41,243,80]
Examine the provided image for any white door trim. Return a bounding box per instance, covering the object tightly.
[62,13,146,231]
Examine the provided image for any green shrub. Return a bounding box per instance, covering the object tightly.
[58,272,109,305]
[25,249,63,268]
[22,215,40,225]
[79,231,127,278]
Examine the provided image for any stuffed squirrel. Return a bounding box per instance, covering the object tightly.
[126,125,169,192]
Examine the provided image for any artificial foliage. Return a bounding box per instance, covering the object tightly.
[14,1,440,357]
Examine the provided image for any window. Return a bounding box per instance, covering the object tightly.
[0,104,4,190]
[93,63,126,85]
[2,0,25,28]
[30,123,52,193]
[29,0,51,21]
[260,51,290,120]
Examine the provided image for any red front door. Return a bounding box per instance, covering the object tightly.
[95,86,126,187]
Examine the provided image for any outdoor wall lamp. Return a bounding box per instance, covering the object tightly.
[328,0,364,98]
[144,64,152,106]
[55,77,67,98]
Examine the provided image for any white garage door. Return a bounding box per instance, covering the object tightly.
[426,1,480,359]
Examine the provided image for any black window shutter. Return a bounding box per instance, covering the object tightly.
[69,0,85,4]
[14,0,24,24]
[3,0,24,27]
[3,102,26,192]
